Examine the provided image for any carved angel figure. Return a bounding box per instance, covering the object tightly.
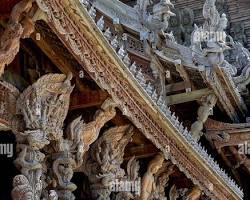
[0,0,34,76]
[139,153,165,200]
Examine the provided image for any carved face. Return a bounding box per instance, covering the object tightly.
[219,15,228,30]
[170,16,178,27]
[49,190,58,200]
[27,130,50,150]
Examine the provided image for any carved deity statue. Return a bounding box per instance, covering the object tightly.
[139,153,165,200]
[0,0,34,76]
[181,8,194,46]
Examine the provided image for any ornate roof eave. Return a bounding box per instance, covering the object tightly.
[92,0,247,122]
[93,0,143,34]
[156,48,247,122]
[34,0,243,199]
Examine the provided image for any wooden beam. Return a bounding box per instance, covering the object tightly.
[166,88,212,105]
[166,81,186,94]
[69,90,108,110]
[31,33,79,76]
[124,144,159,160]
[174,59,192,92]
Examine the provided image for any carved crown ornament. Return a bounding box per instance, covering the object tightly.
[31,0,244,199]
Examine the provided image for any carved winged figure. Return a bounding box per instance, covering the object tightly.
[136,0,175,49]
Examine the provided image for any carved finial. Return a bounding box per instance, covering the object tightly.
[88,6,96,19]
[123,54,131,66]
[130,62,137,74]
[135,69,146,88]
[111,36,119,49]
[104,27,112,40]
[145,82,154,96]
[118,45,125,59]
[151,90,158,102]
[183,127,188,136]
[179,123,184,132]
[157,96,164,106]
[174,117,180,127]
[97,16,105,31]
[79,0,89,7]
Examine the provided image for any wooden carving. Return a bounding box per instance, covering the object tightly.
[186,186,202,200]
[12,175,34,200]
[153,161,175,200]
[13,73,74,200]
[83,125,134,200]
[191,93,217,141]
[135,0,175,48]
[139,153,165,200]
[191,0,232,67]
[116,156,140,200]
[0,0,34,76]
[50,98,116,200]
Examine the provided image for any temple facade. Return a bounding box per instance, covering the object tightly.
[0,0,249,199]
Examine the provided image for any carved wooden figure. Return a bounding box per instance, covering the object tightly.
[191,93,217,141]
[139,153,165,200]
